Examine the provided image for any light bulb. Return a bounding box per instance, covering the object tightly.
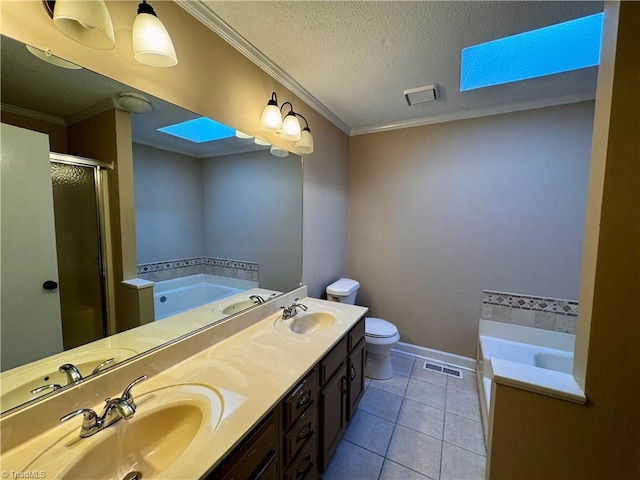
[280,113,301,141]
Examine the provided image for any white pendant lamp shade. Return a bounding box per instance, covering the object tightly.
[53,0,115,50]
[280,113,301,141]
[270,145,289,157]
[295,128,314,154]
[260,103,282,132]
[133,7,178,67]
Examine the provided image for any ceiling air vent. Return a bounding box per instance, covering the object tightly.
[404,84,440,106]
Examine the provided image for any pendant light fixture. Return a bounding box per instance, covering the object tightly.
[260,92,282,133]
[132,0,178,67]
[279,103,301,142]
[294,114,314,154]
[50,0,115,50]
[260,92,313,151]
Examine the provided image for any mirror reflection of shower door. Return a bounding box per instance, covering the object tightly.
[50,161,106,350]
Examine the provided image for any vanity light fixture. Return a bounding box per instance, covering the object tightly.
[260,92,314,153]
[48,0,115,50]
[132,0,178,67]
[254,138,271,146]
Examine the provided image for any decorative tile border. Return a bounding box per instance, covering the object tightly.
[482,290,579,334]
[482,290,578,316]
[137,256,259,283]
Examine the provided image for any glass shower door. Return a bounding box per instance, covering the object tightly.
[50,162,106,350]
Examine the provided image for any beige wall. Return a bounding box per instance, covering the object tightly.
[0,110,68,153]
[488,3,640,478]
[349,102,594,357]
[0,1,349,298]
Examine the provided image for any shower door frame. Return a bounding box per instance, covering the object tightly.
[49,152,113,341]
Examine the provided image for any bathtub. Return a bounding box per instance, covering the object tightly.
[477,319,585,437]
[153,274,250,320]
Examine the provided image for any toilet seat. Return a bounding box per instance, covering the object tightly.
[365,317,398,338]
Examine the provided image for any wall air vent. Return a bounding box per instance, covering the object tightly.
[404,84,440,106]
[423,362,462,378]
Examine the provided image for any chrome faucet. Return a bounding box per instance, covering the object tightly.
[281,298,308,320]
[30,384,62,395]
[59,363,83,383]
[60,375,147,438]
[249,295,266,304]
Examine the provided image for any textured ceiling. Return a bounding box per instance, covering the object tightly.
[197,1,604,134]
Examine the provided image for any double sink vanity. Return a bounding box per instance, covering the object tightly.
[0,287,368,479]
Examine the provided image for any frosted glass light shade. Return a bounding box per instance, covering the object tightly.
[280,113,301,141]
[133,13,178,67]
[270,146,289,157]
[53,0,115,50]
[260,104,282,132]
[295,128,314,154]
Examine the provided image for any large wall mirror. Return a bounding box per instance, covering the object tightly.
[0,34,303,414]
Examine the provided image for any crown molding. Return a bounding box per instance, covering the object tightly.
[1,103,66,126]
[65,97,119,126]
[175,0,351,135]
[350,92,596,136]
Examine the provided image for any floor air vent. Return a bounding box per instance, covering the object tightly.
[423,362,462,378]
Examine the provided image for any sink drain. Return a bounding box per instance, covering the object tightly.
[123,472,142,480]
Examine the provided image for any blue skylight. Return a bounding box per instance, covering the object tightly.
[460,13,603,92]
[157,117,235,143]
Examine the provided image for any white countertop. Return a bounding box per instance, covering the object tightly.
[0,297,368,479]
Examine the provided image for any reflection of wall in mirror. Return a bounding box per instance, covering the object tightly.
[133,144,303,293]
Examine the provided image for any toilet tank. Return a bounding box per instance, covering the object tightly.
[326,278,360,304]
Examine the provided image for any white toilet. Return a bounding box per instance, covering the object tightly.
[326,278,400,380]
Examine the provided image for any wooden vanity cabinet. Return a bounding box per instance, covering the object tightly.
[318,317,366,472]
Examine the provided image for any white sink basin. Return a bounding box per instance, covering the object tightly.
[274,310,337,336]
[221,298,260,315]
[0,348,138,410]
[24,383,224,480]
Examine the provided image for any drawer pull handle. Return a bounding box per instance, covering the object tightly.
[296,391,311,408]
[350,365,357,381]
[296,424,312,443]
[341,376,347,393]
[296,456,314,479]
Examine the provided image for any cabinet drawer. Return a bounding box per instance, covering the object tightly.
[254,452,278,480]
[284,438,317,480]
[283,369,316,431]
[319,337,347,387]
[348,317,365,352]
[209,413,278,480]
[283,403,316,465]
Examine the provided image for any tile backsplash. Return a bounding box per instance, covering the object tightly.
[137,257,259,283]
[481,290,578,334]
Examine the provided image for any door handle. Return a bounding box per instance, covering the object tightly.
[43,280,59,290]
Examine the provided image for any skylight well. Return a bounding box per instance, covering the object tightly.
[157,117,235,143]
[460,12,604,92]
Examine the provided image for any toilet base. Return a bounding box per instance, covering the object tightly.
[365,349,394,380]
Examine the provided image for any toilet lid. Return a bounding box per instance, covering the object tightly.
[365,317,398,338]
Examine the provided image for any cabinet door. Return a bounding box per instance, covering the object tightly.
[347,338,366,421]
[318,363,347,472]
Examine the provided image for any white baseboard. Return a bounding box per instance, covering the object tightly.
[392,341,477,372]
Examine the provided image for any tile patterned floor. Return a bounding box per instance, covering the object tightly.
[323,351,486,480]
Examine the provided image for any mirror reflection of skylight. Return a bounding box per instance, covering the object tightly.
[460,12,603,92]
[157,117,235,143]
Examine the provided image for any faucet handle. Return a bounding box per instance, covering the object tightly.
[292,298,308,311]
[31,384,62,395]
[91,358,116,375]
[60,408,98,427]
[121,375,147,406]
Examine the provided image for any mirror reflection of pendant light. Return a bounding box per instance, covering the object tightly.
[260,92,282,133]
[25,45,82,70]
[132,0,178,67]
[51,0,115,50]
[270,146,289,157]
